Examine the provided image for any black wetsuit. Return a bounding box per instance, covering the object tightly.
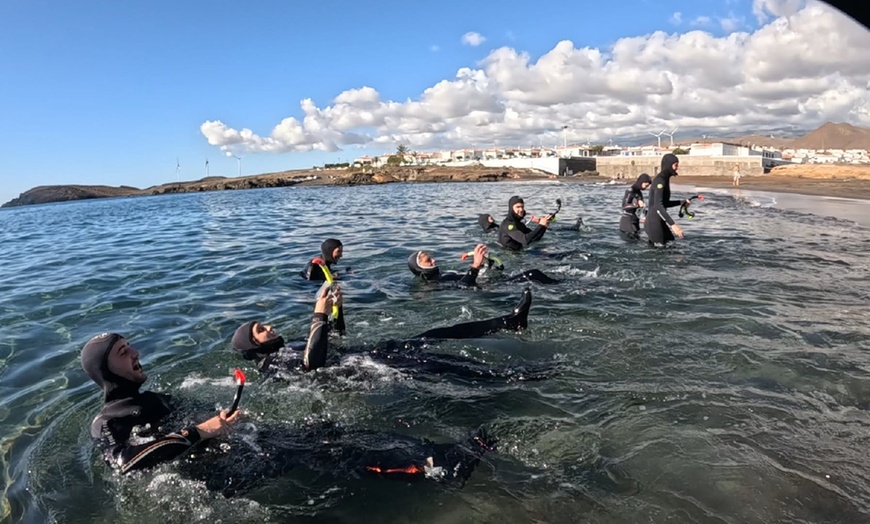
[239,288,551,382]
[498,196,548,251]
[407,251,558,287]
[187,422,497,498]
[620,173,651,237]
[302,238,344,282]
[81,333,206,475]
[644,154,685,246]
[478,214,498,233]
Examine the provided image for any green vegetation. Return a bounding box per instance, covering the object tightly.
[672,147,690,155]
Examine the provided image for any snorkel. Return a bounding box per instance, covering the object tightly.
[679,195,704,219]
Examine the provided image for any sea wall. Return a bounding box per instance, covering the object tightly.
[595,155,765,178]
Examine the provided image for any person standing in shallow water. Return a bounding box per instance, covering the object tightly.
[644,153,691,247]
[498,196,551,251]
[302,238,344,282]
[732,164,742,187]
[620,173,652,239]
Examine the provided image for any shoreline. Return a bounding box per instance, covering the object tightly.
[4,168,870,210]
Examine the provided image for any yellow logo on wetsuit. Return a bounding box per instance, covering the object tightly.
[508,224,514,230]
[657,183,663,189]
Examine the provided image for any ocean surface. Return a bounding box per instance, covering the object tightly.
[1,181,869,524]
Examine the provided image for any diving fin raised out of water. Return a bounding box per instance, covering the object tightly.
[505,287,532,331]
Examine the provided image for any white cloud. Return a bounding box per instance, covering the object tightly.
[691,16,712,26]
[752,0,806,24]
[201,2,870,153]
[461,31,486,47]
[670,12,683,24]
[720,13,745,32]
[430,44,440,52]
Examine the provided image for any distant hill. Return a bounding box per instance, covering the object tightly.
[675,122,870,150]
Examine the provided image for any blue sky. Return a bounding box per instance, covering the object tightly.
[1,0,866,204]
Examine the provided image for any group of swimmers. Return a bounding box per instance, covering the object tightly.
[80,152,694,497]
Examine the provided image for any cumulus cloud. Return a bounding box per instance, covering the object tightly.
[461,31,486,46]
[670,12,683,24]
[691,16,712,26]
[719,13,745,32]
[201,1,870,153]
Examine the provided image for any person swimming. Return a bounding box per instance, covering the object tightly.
[498,196,552,251]
[620,173,652,238]
[408,244,559,287]
[81,332,240,474]
[478,214,498,233]
[231,284,551,382]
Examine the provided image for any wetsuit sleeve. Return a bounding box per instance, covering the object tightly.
[650,185,676,226]
[459,267,480,287]
[103,425,202,475]
[505,223,547,247]
[303,312,330,371]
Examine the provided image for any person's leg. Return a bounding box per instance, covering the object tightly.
[505,269,560,285]
[411,287,531,339]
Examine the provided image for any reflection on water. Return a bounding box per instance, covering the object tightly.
[1,182,869,523]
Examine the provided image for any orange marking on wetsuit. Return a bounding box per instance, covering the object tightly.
[365,464,424,474]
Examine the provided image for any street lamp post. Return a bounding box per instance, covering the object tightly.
[561,125,568,155]
[225,151,242,176]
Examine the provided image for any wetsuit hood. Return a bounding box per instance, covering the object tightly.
[81,332,142,402]
[408,251,441,281]
[320,239,343,265]
[478,214,497,232]
[632,173,652,190]
[508,196,524,221]
[232,321,285,361]
[660,154,679,178]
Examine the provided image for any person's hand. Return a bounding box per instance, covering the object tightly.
[637,200,645,208]
[538,214,552,227]
[315,284,340,314]
[683,199,691,207]
[471,244,488,268]
[196,409,240,440]
[671,224,685,238]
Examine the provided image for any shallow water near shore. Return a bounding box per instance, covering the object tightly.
[1,181,869,523]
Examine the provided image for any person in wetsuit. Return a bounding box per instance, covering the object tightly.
[231,284,548,382]
[81,333,497,492]
[478,214,498,233]
[498,196,552,251]
[620,173,652,238]
[644,153,690,247]
[408,244,559,287]
[81,332,240,474]
[302,238,344,282]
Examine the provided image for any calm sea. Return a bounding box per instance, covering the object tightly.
[1,181,869,523]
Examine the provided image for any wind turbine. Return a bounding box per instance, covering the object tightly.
[664,127,679,147]
[225,151,242,176]
[649,128,668,148]
[205,158,210,177]
[175,158,181,182]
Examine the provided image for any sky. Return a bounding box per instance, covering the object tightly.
[1,0,868,204]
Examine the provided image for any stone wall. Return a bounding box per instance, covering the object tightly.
[594,155,765,178]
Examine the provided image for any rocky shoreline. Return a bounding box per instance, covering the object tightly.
[1,166,579,208]
[4,163,870,208]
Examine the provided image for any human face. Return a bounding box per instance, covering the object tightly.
[252,322,278,344]
[512,202,525,218]
[417,251,436,268]
[672,161,679,172]
[641,182,650,190]
[332,246,343,262]
[106,337,147,384]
